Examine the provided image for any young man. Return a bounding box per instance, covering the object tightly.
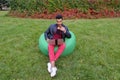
[44,14,71,77]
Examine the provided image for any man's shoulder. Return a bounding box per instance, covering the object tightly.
[50,24,57,27]
[62,24,68,28]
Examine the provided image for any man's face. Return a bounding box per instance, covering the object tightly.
[56,19,62,26]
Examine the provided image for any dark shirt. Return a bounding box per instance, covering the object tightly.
[53,29,62,39]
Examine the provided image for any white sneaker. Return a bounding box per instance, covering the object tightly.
[47,62,52,73]
[50,67,57,77]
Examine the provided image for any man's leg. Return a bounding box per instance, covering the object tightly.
[48,44,55,67]
[48,44,57,77]
[55,43,66,61]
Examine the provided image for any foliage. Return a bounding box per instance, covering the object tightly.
[9,0,120,19]
[0,0,10,10]
[10,0,120,12]
[10,0,47,13]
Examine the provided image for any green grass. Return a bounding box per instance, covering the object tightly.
[0,11,120,80]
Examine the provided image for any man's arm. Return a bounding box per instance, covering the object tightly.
[64,27,71,38]
[44,27,50,40]
[57,25,71,38]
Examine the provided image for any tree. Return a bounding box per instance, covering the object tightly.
[0,0,10,10]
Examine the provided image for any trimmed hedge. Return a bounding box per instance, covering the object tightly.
[10,0,47,14]
[10,0,120,12]
[9,0,120,19]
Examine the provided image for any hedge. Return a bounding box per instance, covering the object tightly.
[10,0,120,12]
[9,0,120,19]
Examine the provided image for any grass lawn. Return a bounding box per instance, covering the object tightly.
[0,11,120,80]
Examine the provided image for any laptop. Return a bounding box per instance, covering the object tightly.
[48,39,64,45]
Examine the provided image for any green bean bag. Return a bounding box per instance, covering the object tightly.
[38,31,76,56]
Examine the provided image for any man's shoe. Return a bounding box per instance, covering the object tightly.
[47,62,52,73]
[50,67,57,77]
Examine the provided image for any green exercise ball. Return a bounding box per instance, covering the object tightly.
[38,31,76,56]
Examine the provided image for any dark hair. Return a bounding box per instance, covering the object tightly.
[56,14,63,19]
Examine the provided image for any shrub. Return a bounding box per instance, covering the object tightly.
[9,0,120,19]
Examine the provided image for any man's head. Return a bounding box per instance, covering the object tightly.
[56,14,63,26]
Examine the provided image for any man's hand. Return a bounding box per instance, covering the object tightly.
[47,38,49,43]
[57,26,66,33]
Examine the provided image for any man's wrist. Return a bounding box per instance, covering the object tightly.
[64,30,66,33]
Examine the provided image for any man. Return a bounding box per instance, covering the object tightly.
[44,14,71,77]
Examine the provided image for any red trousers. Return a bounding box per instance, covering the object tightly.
[48,43,65,62]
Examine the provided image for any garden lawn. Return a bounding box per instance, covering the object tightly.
[0,11,120,80]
